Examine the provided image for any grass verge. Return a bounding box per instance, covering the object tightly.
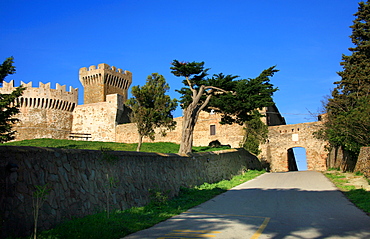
[13,170,263,239]
[2,138,231,153]
[325,170,370,214]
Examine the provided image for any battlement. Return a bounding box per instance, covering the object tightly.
[1,80,78,94]
[0,80,78,112]
[79,63,132,77]
[79,63,132,104]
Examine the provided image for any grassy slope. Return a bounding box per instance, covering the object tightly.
[325,170,370,214]
[20,171,264,239]
[2,138,231,153]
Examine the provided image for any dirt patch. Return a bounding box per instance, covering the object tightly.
[325,170,370,191]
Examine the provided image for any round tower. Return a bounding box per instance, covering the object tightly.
[79,63,132,104]
[0,80,78,140]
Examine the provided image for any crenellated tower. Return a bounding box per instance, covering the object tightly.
[79,63,132,104]
[0,80,78,141]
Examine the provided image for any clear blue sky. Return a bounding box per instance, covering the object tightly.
[1,0,358,123]
[0,1,360,169]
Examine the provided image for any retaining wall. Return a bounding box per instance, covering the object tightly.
[355,147,370,178]
[0,146,261,238]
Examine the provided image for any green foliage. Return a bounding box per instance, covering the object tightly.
[125,73,177,151]
[325,171,370,213]
[345,189,370,213]
[0,57,25,143]
[100,147,118,163]
[148,189,170,208]
[172,60,278,125]
[170,60,277,154]
[105,174,119,218]
[191,145,231,153]
[2,138,230,154]
[0,57,16,84]
[32,185,51,239]
[318,1,370,155]
[30,170,264,239]
[208,67,279,125]
[242,110,269,155]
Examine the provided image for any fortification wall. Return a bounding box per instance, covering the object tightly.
[262,121,328,172]
[72,94,126,141]
[0,81,78,141]
[79,63,132,104]
[0,146,262,238]
[116,111,245,148]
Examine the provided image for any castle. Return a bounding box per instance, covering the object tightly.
[1,63,284,148]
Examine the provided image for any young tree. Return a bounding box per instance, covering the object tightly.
[319,1,370,154]
[171,60,278,155]
[125,73,177,151]
[0,57,25,143]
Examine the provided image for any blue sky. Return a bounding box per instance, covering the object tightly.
[1,1,360,168]
[1,0,359,122]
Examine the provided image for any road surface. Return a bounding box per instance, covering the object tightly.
[123,171,370,239]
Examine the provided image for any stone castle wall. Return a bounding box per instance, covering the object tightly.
[261,121,328,172]
[1,63,284,151]
[116,111,245,148]
[79,63,132,104]
[0,81,78,141]
[72,94,127,142]
[0,146,262,238]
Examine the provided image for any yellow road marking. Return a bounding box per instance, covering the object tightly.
[250,217,270,239]
[183,211,267,219]
[165,233,216,237]
[157,237,199,239]
[173,230,221,233]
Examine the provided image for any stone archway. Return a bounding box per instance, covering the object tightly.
[289,147,308,171]
[260,121,328,172]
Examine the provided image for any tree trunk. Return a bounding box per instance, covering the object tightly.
[137,135,143,152]
[178,106,199,155]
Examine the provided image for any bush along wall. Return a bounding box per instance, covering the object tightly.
[0,146,261,238]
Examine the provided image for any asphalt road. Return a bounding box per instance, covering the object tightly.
[122,171,370,239]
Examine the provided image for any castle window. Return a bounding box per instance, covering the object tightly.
[210,125,216,135]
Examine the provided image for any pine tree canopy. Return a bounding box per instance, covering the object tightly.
[0,57,25,143]
[172,60,278,125]
[320,0,370,154]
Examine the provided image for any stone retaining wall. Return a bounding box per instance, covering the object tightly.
[0,146,261,238]
[355,147,370,178]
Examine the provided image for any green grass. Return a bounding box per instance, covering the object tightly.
[325,171,370,214]
[325,172,356,191]
[2,138,231,154]
[11,170,264,239]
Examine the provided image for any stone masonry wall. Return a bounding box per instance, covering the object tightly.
[261,121,328,172]
[72,94,125,142]
[354,147,370,178]
[116,111,245,148]
[0,146,261,238]
[0,81,78,141]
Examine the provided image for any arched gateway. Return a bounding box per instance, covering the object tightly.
[260,120,329,172]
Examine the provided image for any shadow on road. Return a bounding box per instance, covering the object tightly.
[125,187,370,239]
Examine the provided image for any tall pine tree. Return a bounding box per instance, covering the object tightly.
[171,60,278,155]
[0,57,25,143]
[321,1,370,154]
